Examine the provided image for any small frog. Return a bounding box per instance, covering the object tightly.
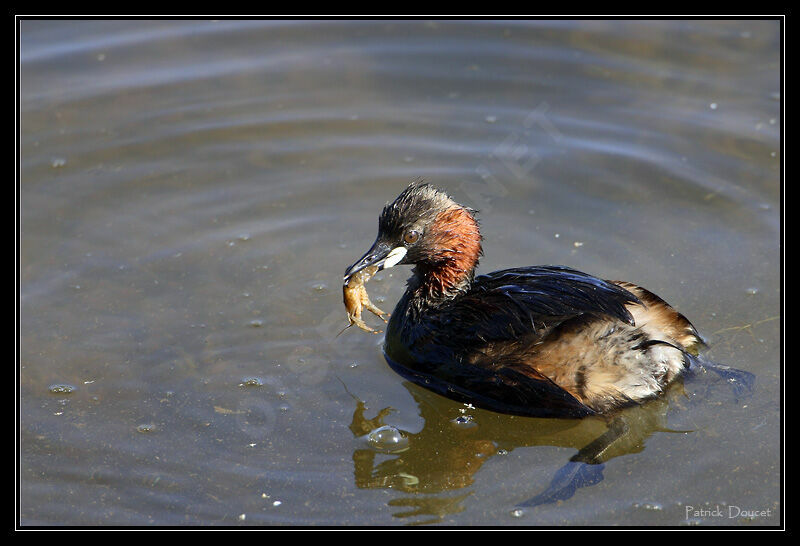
[342,265,389,334]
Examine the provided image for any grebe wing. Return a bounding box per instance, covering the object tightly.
[450,265,641,341]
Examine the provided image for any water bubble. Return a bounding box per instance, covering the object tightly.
[136,423,157,434]
[510,508,525,518]
[366,425,409,453]
[709,102,718,110]
[239,377,263,388]
[451,414,477,429]
[51,157,67,168]
[49,384,76,395]
[633,502,663,511]
[745,287,759,295]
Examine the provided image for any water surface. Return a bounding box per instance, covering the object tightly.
[19,19,781,526]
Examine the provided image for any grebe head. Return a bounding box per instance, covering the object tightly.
[344,183,483,297]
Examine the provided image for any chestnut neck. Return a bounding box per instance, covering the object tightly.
[412,206,482,302]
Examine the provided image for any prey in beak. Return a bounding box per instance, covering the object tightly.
[341,239,399,334]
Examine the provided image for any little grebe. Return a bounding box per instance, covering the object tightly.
[343,183,707,418]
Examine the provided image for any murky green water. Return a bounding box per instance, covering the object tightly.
[19,19,781,526]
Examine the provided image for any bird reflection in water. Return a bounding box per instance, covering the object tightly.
[345,364,753,524]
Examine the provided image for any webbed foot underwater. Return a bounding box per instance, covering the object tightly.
[343,182,733,418]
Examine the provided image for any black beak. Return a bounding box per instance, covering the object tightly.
[343,239,393,283]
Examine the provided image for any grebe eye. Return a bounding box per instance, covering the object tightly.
[403,230,420,245]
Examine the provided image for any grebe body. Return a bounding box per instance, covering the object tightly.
[344,183,706,418]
